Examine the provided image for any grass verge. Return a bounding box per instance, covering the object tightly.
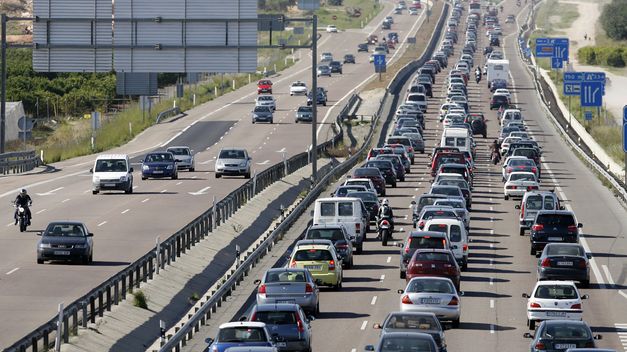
[315,0,382,30]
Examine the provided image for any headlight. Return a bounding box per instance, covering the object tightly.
[240,161,247,167]
[119,176,127,182]
[39,243,52,248]
[75,244,88,249]
[166,165,173,170]
[142,165,149,171]
[93,176,100,182]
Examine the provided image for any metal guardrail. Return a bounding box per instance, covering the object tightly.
[0,150,41,175]
[156,107,182,123]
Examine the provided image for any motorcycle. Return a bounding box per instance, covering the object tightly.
[475,72,481,84]
[378,218,392,246]
[491,150,501,165]
[14,202,31,232]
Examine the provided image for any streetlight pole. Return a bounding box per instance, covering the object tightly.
[311,15,318,183]
[1,14,7,154]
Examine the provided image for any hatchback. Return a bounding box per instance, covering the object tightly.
[399,231,450,279]
[248,304,312,352]
[205,322,277,352]
[373,312,447,352]
[166,146,195,171]
[523,281,588,330]
[398,277,461,327]
[141,151,178,180]
[524,320,601,352]
[305,224,354,268]
[365,332,438,352]
[289,240,343,288]
[537,243,590,286]
[254,268,320,314]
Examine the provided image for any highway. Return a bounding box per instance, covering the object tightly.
[0,1,440,347]
[188,0,627,351]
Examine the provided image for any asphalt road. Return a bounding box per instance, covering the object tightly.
[0,1,439,347]
[196,1,627,351]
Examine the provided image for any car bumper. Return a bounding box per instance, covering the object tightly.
[527,309,583,322]
[400,305,461,320]
[520,219,533,229]
[93,180,130,191]
[538,267,589,282]
[504,188,527,197]
[38,248,89,261]
[176,160,193,169]
[275,340,310,352]
[296,115,313,122]
[142,169,175,178]
[253,116,273,122]
[310,272,341,286]
[216,167,249,175]
[290,90,307,95]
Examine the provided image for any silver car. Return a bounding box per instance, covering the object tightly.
[166,146,195,171]
[317,65,332,77]
[215,148,251,179]
[295,106,313,123]
[398,277,461,327]
[255,95,276,111]
[254,268,320,315]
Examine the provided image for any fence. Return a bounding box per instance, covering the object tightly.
[0,150,41,175]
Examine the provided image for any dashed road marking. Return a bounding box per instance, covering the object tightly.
[490,324,495,334]
[160,189,167,193]
[490,299,495,308]
[6,268,19,275]
[360,320,368,330]
[142,198,150,203]
[371,296,377,305]
[97,221,107,227]
[62,198,70,203]
[36,209,46,214]
[176,182,183,186]
[121,209,130,214]
[387,256,391,263]
[380,274,385,282]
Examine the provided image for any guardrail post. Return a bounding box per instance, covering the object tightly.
[149,258,154,280]
[54,303,63,352]
[63,313,69,343]
[89,297,96,323]
[156,236,161,275]
[98,291,104,317]
[121,274,127,297]
[142,260,148,282]
[31,336,38,352]
[135,266,141,288]
[114,280,119,305]
[129,271,134,292]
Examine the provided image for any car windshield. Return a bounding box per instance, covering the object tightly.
[254,106,270,112]
[547,245,584,256]
[145,153,173,163]
[294,249,333,261]
[407,279,454,294]
[265,270,307,283]
[259,80,271,85]
[167,148,189,156]
[292,82,305,87]
[45,224,86,237]
[431,187,461,196]
[385,314,439,331]
[434,200,464,209]
[253,310,297,325]
[219,150,246,159]
[95,159,127,172]
[437,179,467,189]
[354,168,380,177]
[298,106,312,112]
[217,327,268,343]
[307,228,345,242]
[415,252,451,263]
[380,336,435,352]
[536,214,575,226]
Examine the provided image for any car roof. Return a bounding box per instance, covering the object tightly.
[536,210,575,215]
[295,239,334,248]
[219,321,266,329]
[424,218,463,225]
[46,221,86,226]
[408,230,448,238]
[253,303,300,311]
[534,280,577,287]
[167,146,190,149]
[96,154,128,160]
[309,223,346,230]
[541,320,589,327]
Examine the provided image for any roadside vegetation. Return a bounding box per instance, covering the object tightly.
[576,0,627,70]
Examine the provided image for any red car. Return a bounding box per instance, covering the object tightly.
[431,152,465,177]
[257,80,273,94]
[406,249,460,289]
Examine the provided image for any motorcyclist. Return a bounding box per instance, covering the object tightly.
[14,189,32,226]
[475,67,482,83]
[377,199,395,238]
[490,140,502,164]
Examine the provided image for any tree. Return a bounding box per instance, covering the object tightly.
[601,0,627,41]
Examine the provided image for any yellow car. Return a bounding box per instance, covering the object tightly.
[289,240,343,289]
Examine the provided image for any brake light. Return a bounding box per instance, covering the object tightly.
[530,302,541,308]
[507,167,513,172]
[328,260,335,271]
[401,295,413,304]
[250,312,257,321]
[381,220,390,226]
[355,223,361,232]
[290,260,297,268]
[405,238,412,253]
[295,312,305,333]
[438,224,447,228]
[462,244,468,252]
[571,303,581,309]
[531,167,537,173]
[521,203,525,215]
[541,258,551,267]
[527,186,538,191]
[567,225,578,232]
[532,224,544,231]
[258,284,266,295]
[535,342,546,350]
[578,260,587,269]
[448,297,459,306]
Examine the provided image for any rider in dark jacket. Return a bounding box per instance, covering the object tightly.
[14,189,32,225]
[377,199,395,237]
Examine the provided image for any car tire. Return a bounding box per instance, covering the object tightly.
[504,195,509,200]
[245,172,251,179]
[190,167,195,172]
[401,176,405,182]
[37,257,43,264]
[142,176,147,180]
[252,120,255,124]
[528,319,536,330]
[382,190,386,196]
[530,247,535,256]
[519,228,525,236]
[356,243,363,254]
[92,190,99,195]
[82,255,90,265]
[323,102,327,106]
[347,257,354,269]
[125,183,133,194]
[452,319,460,328]
[400,271,406,279]
[392,182,397,188]
[461,261,468,271]
[215,173,222,179]
[172,173,178,180]
[580,279,590,288]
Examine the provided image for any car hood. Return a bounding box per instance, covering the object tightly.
[211,342,273,352]
[40,236,87,246]
[143,161,174,167]
[172,155,192,161]
[217,158,247,165]
[253,111,272,116]
[93,171,127,178]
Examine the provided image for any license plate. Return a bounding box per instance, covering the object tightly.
[557,261,573,266]
[305,265,322,271]
[153,170,163,174]
[546,311,567,317]
[276,342,287,347]
[277,300,294,304]
[419,298,440,304]
[555,344,576,350]
[105,183,116,187]
[548,237,562,241]
[54,250,70,255]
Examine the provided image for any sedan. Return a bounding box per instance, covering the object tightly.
[365,332,439,352]
[329,61,343,74]
[254,268,320,314]
[326,24,338,33]
[490,94,509,110]
[343,54,356,64]
[141,151,178,180]
[205,322,277,352]
[251,106,274,124]
[524,320,602,352]
[504,172,539,200]
[37,221,94,264]
[398,277,461,327]
[373,312,447,352]
[405,249,460,290]
[289,81,307,96]
[255,95,276,111]
[247,304,312,352]
[502,156,538,181]
[257,79,273,94]
[166,146,195,172]
[317,65,332,77]
[358,43,369,52]
[523,281,588,330]
[295,106,313,123]
[537,243,591,287]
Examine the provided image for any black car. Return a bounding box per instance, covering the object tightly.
[420,81,433,97]
[537,243,590,287]
[307,91,327,106]
[350,191,380,222]
[468,113,487,138]
[529,210,582,256]
[483,46,493,56]
[376,155,405,182]
[382,21,391,30]
[329,61,343,74]
[490,36,500,47]
[524,320,601,352]
[490,94,510,109]
[364,159,397,187]
[358,43,369,52]
[37,221,94,264]
[343,54,356,64]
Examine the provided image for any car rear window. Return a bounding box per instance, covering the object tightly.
[218,327,268,343]
[338,202,354,216]
[265,271,306,283]
[536,214,575,226]
[525,195,543,210]
[388,138,410,146]
[415,252,452,263]
[541,325,591,339]
[294,249,333,261]
[431,187,460,197]
[422,210,456,220]
[544,197,556,210]
[354,168,379,177]
[252,311,297,325]
[546,245,584,256]
[410,236,446,249]
[167,148,189,155]
[307,229,345,242]
[384,314,439,331]
[407,279,454,294]
[380,336,435,352]
[509,173,536,182]
[449,225,462,242]
[534,285,578,299]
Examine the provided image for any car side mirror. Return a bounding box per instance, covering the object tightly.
[523,333,533,339]
[559,205,565,210]
[253,279,261,285]
[594,334,603,340]
[373,323,382,329]
[365,345,375,351]
[535,252,541,258]
[514,205,520,209]
[205,337,214,344]
[37,232,43,236]
[410,201,416,205]
[522,293,529,298]
[88,233,94,237]
[175,159,181,163]
[397,289,404,294]
[586,253,592,259]
[129,167,134,173]
[581,294,589,299]
[89,168,94,173]
[577,223,583,228]
[239,315,247,321]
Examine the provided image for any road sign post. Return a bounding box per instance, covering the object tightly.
[373,54,386,81]
[623,105,627,185]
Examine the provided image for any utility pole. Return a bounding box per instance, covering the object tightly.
[1,14,7,154]
[311,15,318,183]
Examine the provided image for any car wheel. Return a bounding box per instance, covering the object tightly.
[245,172,251,179]
[142,176,147,180]
[347,257,353,269]
[483,133,487,138]
[400,270,406,279]
[92,190,99,195]
[82,255,90,265]
[270,119,273,124]
[37,257,44,264]
[530,247,535,256]
[190,167,195,172]
[401,176,405,182]
[215,173,222,179]
[356,243,363,254]
[528,319,536,330]
[504,195,509,200]
[519,228,525,236]
[323,102,327,106]
[452,319,460,328]
[580,279,590,288]
[382,190,386,196]
[89,253,93,264]
[252,120,255,124]
[315,302,320,316]
[125,183,133,194]
[392,182,397,188]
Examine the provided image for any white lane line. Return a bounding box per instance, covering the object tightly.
[351,349,357,352]
[380,274,385,282]
[6,268,19,275]
[62,198,70,203]
[142,198,150,203]
[36,209,46,214]
[371,296,377,305]
[192,176,197,179]
[189,186,212,196]
[6,222,13,227]
[490,299,495,309]
[35,186,64,196]
[602,265,616,286]
[399,227,404,232]
[121,209,130,214]
[489,277,494,286]
[256,160,270,165]
[83,189,91,194]
[133,185,139,190]
[490,324,495,334]
[200,159,215,165]
[160,189,168,193]
[490,217,494,223]
[176,181,183,186]
[360,320,368,330]
[387,256,391,263]
[489,206,494,211]
[404,215,408,220]
[97,221,107,227]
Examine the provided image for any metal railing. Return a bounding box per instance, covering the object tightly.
[156,107,182,124]
[0,150,41,175]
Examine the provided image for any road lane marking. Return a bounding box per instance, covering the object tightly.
[121,209,130,214]
[36,209,46,214]
[142,198,150,203]
[97,221,107,227]
[6,222,13,227]
[490,324,495,334]
[489,206,494,211]
[6,268,19,275]
[371,296,377,305]
[160,189,168,193]
[387,256,391,263]
[490,299,495,309]
[490,277,494,286]
[36,187,64,196]
[189,186,211,196]
[192,176,197,179]
[380,274,385,282]
[200,159,215,165]
[351,349,356,352]
[360,321,368,330]
[602,265,615,285]
[62,198,70,203]
[176,182,183,185]
[256,160,270,165]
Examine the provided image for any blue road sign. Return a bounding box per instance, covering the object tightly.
[563,83,580,96]
[624,123,627,153]
[535,38,555,57]
[553,38,569,61]
[580,81,603,107]
[623,105,627,123]
[584,111,593,121]
[373,54,386,66]
[551,57,563,69]
[583,72,605,82]
[535,37,569,59]
[564,72,584,82]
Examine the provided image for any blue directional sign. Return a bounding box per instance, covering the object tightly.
[553,38,569,62]
[580,81,604,107]
[535,38,555,57]
[584,111,593,121]
[623,105,627,123]
[535,37,569,59]
[623,124,627,153]
[373,54,386,73]
[563,72,606,97]
[564,72,584,82]
[551,57,563,69]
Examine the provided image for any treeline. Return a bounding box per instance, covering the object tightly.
[601,0,627,41]
[577,46,627,68]
[6,48,116,117]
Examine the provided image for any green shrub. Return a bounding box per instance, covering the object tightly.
[606,48,626,67]
[601,0,627,41]
[133,290,148,309]
[577,46,597,65]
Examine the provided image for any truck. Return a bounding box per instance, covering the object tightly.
[486,59,509,88]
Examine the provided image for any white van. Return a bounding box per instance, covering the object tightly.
[501,108,523,126]
[313,197,368,253]
[405,93,428,112]
[90,154,134,194]
[423,218,469,270]
[440,128,471,153]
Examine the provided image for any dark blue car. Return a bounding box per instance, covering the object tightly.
[248,304,312,352]
[205,322,276,352]
[141,152,178,180]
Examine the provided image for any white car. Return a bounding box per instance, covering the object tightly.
[289,81,308,96]
[433,198,470,229]
[320,52,333,62]
[326,25,338,33]
[342,178,377,194]
[439,103,462,121]
[509,131,530,140]
[500,136,522,155]
[409,8,418,15]
[255,95,276,111]
[503,172,539,200]
[494,88,511,101]
[422,218,469,269]
[522,281,587,330]
[443,113,465,128]
[399,277,461,327]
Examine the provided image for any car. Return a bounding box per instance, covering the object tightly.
[422,218,469,270]
[343,178,377,196]
[90,154,134,195]
[523,320,602,352]
[305,224,354,268]
[398,277,461,327]
[434,178,472,209]
[205,322,277,352]
[254,268,320,314]
[490,36,500,47]
[320,52,333,62]
[36,221,93,264]
[289,239,343,288]
[317,65,332,77]
[502,156,538,181]
[215,148,252,178]
[307,91,327,106]
[289,81,307,96]
[255,95,276,111]
[517,191,564,236]
[405,249,460,290]
[350,191,380,223]
[376,154,406,181]
[332,185,368,197]
[352,167,387,196]
[504,172,539,200]
[409,7,418,15]
[490,94,509,110]
[141,151,178,180]
[382,21,391,30]
[428,185,466,208]
[329,61,343,74]
[399,231,451,279]
[537,243,591,287]
[343,54,355,64]
[403,133,425,154]
[468,113,487,138]
[358,43,369,52]
[433,198,470,229]
[247,304,312,352]
[494,88,511,101]
[252,106,274,124]
[257,79,273,94]
[373,312,447,352]
[523,281,588,330]
[367,34,378,45]
[326,24,338,33]
[365,332,439,352]
[166,146,195,171]
[411,194,448,222]
[363,159,397,187]
[294,106,313,123]
[506,15,515,23]
[490,78,508,92]
[529,210,582,256]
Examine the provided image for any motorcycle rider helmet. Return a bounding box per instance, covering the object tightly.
[382,199,389,206]
[20,189,27,195]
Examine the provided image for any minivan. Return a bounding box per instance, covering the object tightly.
[90,154,134,195]
[313,198,368,253]
[423,218,469,270]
